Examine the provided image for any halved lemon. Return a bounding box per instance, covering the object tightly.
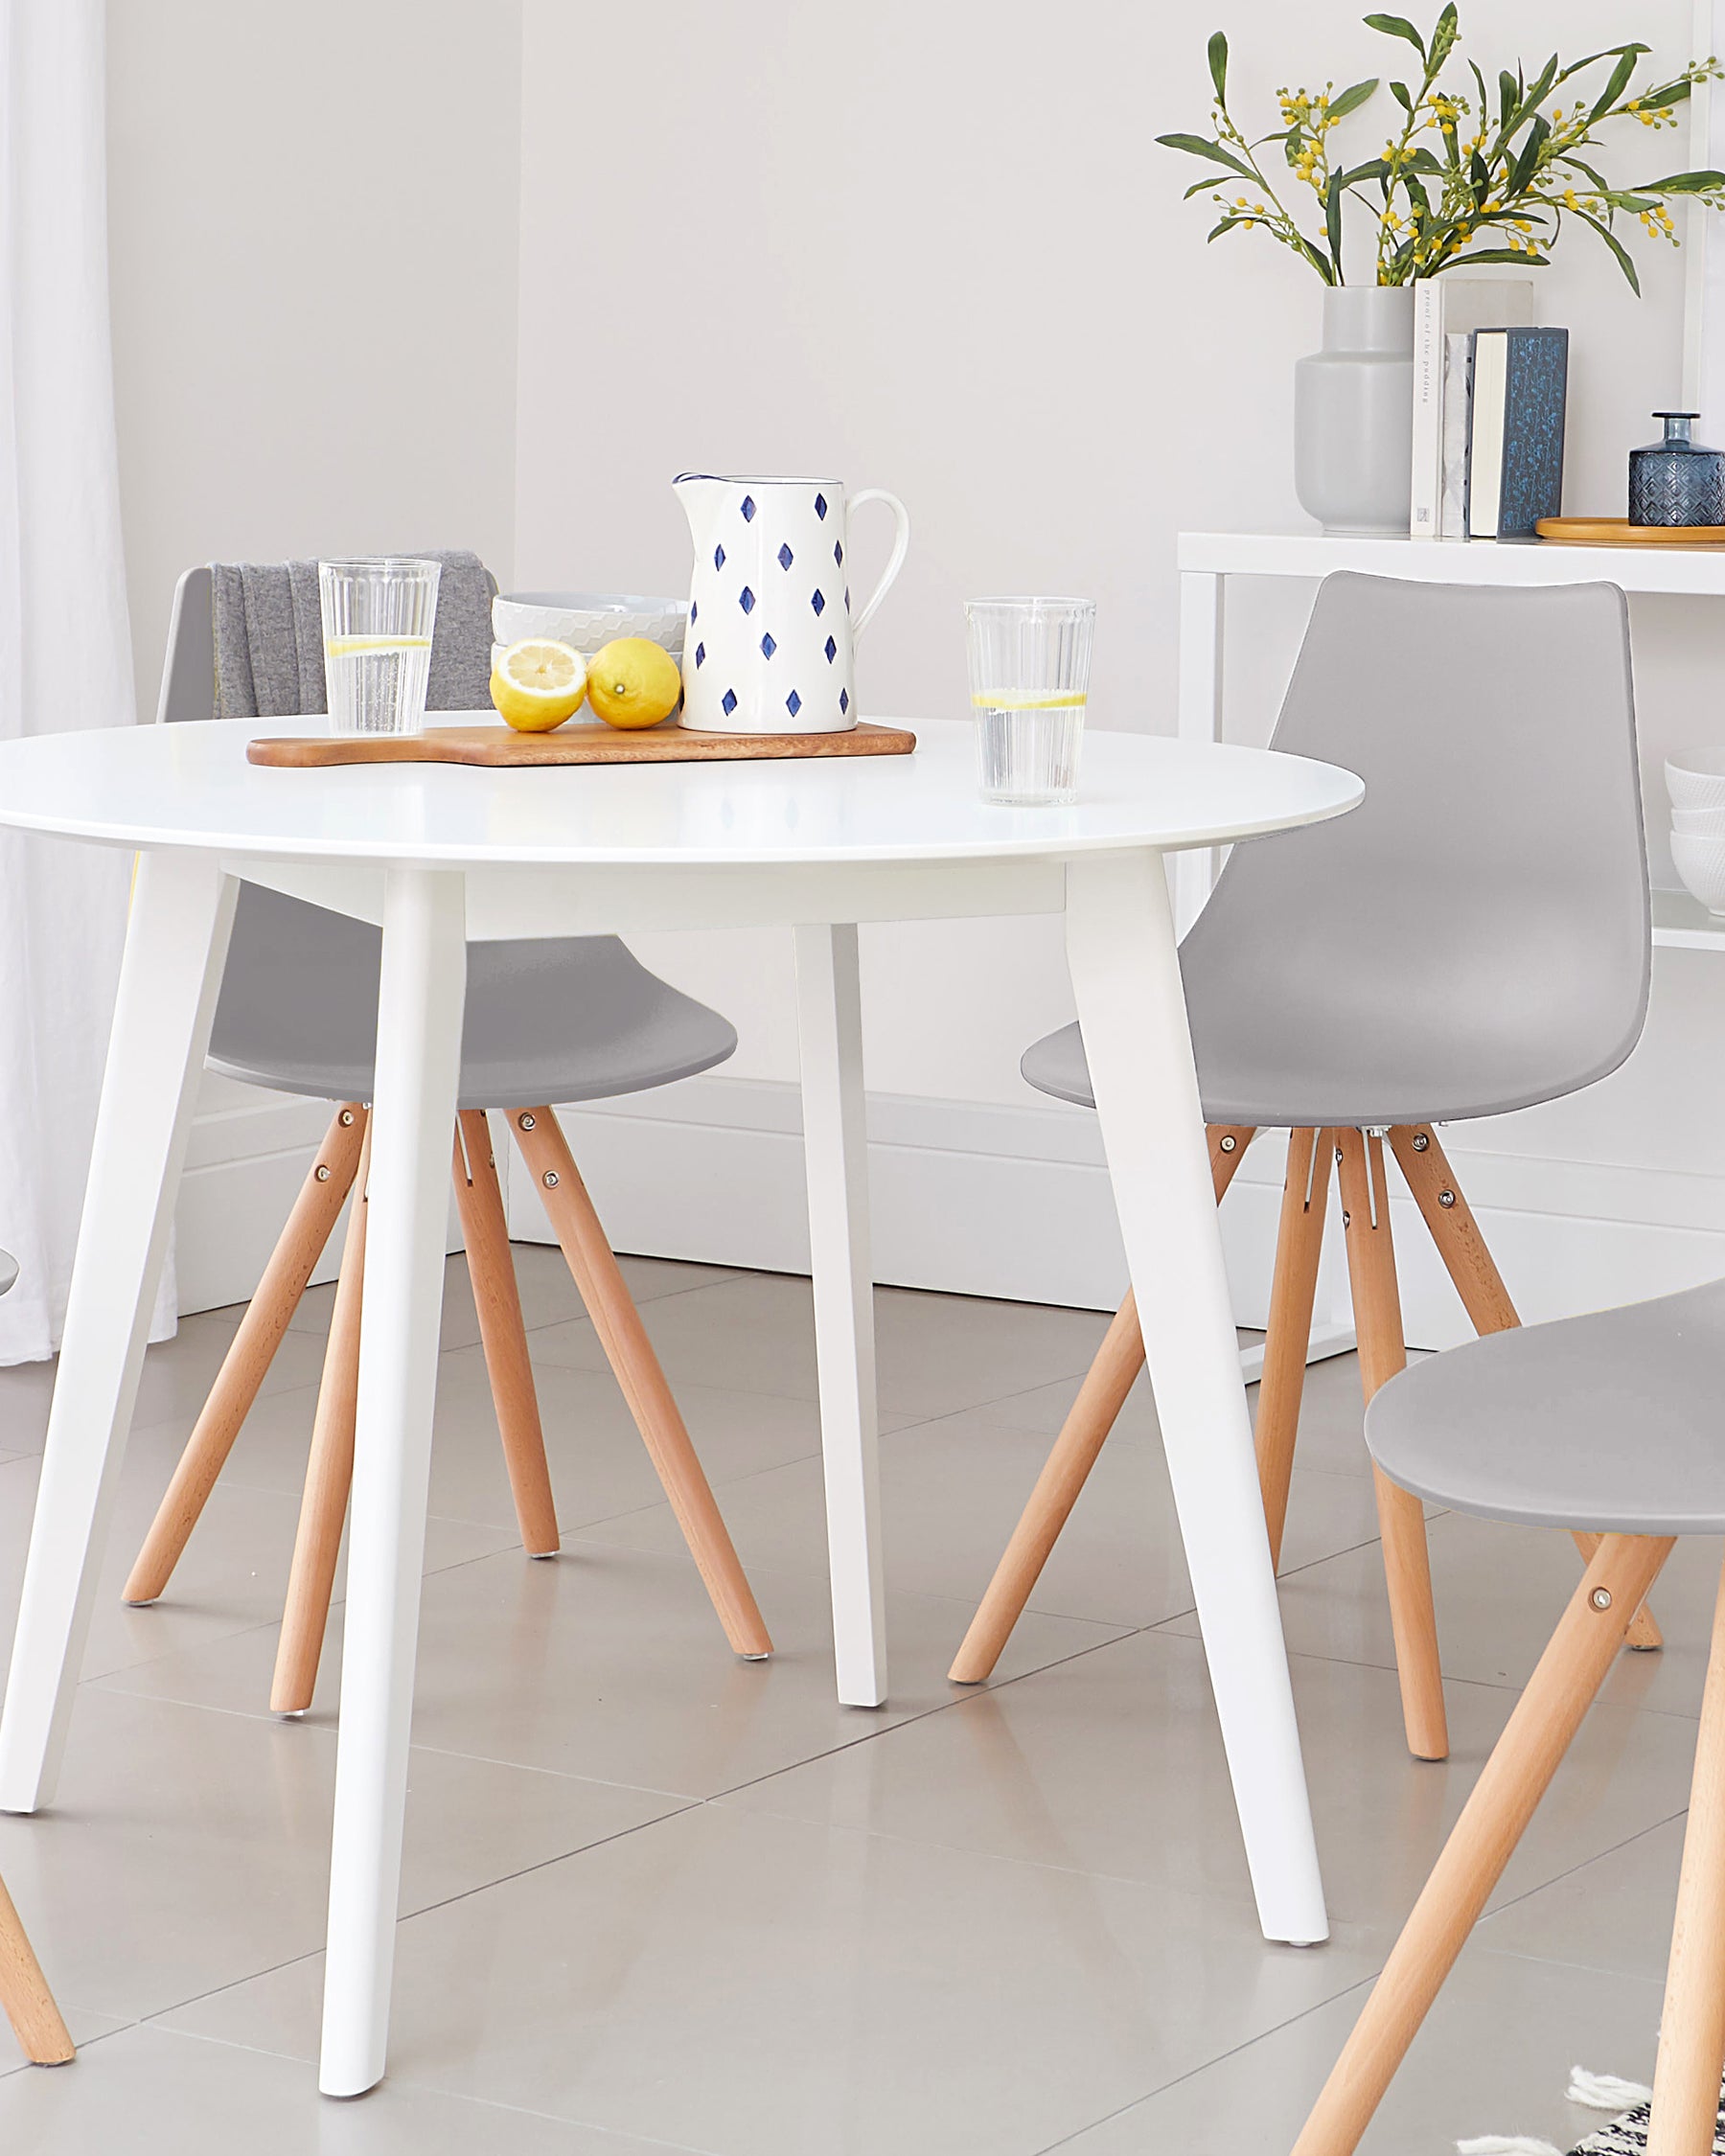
[490,638,588,732]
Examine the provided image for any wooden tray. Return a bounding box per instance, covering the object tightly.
[247,719,917,769]
[1535,516,1725,545]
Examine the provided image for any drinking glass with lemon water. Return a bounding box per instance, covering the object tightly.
[964,597,1094,805]
[318,559,441,736]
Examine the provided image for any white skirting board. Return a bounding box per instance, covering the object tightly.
[494,1074,1725,1349]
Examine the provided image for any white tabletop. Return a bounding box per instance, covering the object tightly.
[0,715,1362,867]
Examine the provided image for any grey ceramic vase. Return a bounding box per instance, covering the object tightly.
[1294,286,1414,535]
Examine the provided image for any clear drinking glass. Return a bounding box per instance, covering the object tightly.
[964,597,1094,805]
[318,558,441,736]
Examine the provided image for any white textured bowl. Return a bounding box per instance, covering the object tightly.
[1671,831,1725,914]
[493,590,687,662]
[1666,750,1725,813]
[1672,805,1725,835]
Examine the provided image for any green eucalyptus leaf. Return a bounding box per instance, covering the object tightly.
[1554,44,1646,88]
[1591,48,1640,118]
[1157,131,1258,181]
[1207,214,1248,240]
[1364,13,1426,57]
[1441,245,1552,270]
[1573,205,1642,291]
[1430,4,1460,68]
[1208,30,1229,104]
[1469,149,1492,190]
[1390,79,1413,111]
[1523,54,1559,111]
[1328,76,1380,118]
[1404,147,1446,173]
[1325,170,1345,266]
[1647,169,1725,193]
[1507,113,1551,195]
[1499,70,1517,126]
[1336,158,1392,185]
[1184,175,1228,198]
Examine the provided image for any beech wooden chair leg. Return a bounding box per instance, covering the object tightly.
[1645,1546,1725,2156]
[507,1108,772,1660]
[451,1111,559,1557]
[270,1126,371,1716]
[1389,1124,1663,1653]
[124,1104,367,1606]
[947,1124,1256,1685]
[1292,1532,1675,2156]
[1255,1129,1332,1571]
[1335,1128,1448,1762]
[0,1871,73,2066]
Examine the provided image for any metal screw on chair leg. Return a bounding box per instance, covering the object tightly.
[518,1112,536,1130]
[1334,1146,1345,1165]
[314,1165,332,1181]
[1411,1131,1429,1152]
[1590,1587,1614,1612]
[338,1109,356,1127]
[1341,1209,1350,1228]
[1219,1135,1236,1153]
[1438,1190,1456,1208]
[542,1171,559,1189]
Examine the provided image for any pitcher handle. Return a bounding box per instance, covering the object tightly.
[845,490,910,646]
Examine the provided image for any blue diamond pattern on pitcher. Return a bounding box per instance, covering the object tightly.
[760,631,776,658]
[741,495,756,521]
[777,542,794,570]
[840,689,849,714]
[713,544,724,571]
[694,642,705,667]
[739,585,754,614]
[722,688,738,716]
[824,634,837,662]
[844,587,851,608]
[811,589,825,616]
[690,600,698,623]
[835,541,843,565]
[787,690,802,717]
[815,493,827,518]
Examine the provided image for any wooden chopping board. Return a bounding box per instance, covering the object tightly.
[247,720,917,768]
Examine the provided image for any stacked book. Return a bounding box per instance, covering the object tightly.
[1409,278,1569,539]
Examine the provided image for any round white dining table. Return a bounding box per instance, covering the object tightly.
[0,711,1361,2095]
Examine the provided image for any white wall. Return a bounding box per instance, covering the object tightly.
[508,0,1725,1335]
[106,0,524,1305]
[98,0,1725,1331]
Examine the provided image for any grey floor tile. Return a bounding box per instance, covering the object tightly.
[160,1803,1386,2156]
[0,1445,512,1688]
[1476,1812,1689,1984]
[102,1537,1124,1797]
[1050,1947,1664,2155]
[531,1273,1114,1421]
[186,1342,834,1539]
[585,1411,1382,1629]
[1161,1509,1721,1720]
[717,1630,1701,1929]
[0,1684,681,2024]
[0,1309,327,1457]
[0,2023,683,2151]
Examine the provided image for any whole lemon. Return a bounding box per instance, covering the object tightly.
[491,638,587,732]
[586,637,682,730]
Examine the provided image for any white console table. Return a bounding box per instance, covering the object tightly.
[1179,529,1725,1374]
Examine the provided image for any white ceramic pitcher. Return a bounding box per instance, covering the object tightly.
[673,474,909,734]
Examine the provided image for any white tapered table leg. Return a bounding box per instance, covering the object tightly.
[1066,849,1328,1947]
[794,922,886,1709]
[0,851,237,1814]
[318,869,467,2098]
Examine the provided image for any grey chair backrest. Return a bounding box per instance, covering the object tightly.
[1181,571,1649,1113]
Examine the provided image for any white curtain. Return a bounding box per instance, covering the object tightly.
[0,0,147,1364]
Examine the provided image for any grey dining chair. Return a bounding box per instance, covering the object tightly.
[126,564,770,1713]
[952,573,1653,1764]
[1294,1278,1725,2155]
[0,1250,73,2066]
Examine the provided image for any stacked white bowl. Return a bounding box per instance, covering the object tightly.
[1668,750,1725,914]
[490,591,688,677]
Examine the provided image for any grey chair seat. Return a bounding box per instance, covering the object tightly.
[1022,575,1649,1133]
[1364,1277,1725,1535]
[208,885,737,1111]
[1023,958,1625,1129]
